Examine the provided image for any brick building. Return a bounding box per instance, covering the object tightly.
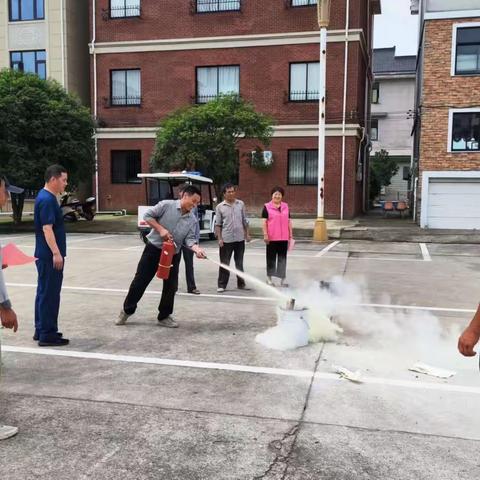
[412,0,480,228]
[90,0,380,217]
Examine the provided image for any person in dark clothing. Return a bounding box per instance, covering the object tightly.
[262,186,293,287]
[117,185,206,328]
[34,165,69,346]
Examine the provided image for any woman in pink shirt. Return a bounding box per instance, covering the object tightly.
[262,186,293,287]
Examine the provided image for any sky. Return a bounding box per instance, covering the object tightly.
[373,0,419,56]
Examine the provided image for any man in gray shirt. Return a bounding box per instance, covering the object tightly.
[117,185,206,328]
[215,183,251,292]
[0,175,22,440]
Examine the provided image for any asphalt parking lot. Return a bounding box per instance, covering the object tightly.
[1,233,480,479]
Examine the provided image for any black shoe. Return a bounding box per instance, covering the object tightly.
[38,337,69,347]
[33,332,63,341]
[237,285,251,291]
[188,289,201,295]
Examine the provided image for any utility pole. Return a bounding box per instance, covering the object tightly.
[313,0,330,241]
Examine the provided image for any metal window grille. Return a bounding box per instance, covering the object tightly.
[196,0,241,13]
[110,0,141,18]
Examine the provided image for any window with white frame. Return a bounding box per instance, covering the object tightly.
[291,0,317,6]
[111,69,141,106]
[372,82,380,104]
[110,0,140,18]
[371,119,378,141]
[455,26,480,75]
[451,111,480,151]
[289,62,320,101]
[196,0,240,12]
[196,65,240,103]
[288,150,318,185]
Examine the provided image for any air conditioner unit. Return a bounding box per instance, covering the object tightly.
[251,150,273,166]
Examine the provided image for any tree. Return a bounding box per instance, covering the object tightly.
[0,69,95,223]
[151,95,274,189]
[369,149,400,201]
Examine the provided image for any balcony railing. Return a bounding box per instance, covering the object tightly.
[196,0,241,13]
[109,4,141,18]
[289,91,320,102]
[110,96,142,106]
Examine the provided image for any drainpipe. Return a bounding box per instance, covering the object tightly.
[362,0,371,213]
[60,0,66,89]
[90,0,100,213]
[340,0,350,220]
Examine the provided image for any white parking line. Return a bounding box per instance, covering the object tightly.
[3,345,480,395]
[6,282,476,313]
[315,240,340,258]
[420,243,432,262]
[67,234,120,244]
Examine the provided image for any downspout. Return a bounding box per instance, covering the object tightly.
[362,0,371,213]
[340,0,350,220]
[60,0,66,89]
[91,0,99,213]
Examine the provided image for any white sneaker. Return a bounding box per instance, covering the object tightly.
[266,277,274,286]
[158,316,178,328]
[115,310,131,326]
[217,287,225,293]
[0,425,18,440]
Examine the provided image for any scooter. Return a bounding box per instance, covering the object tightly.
[60,194,96,222]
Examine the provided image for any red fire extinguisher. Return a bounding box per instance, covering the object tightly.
[156,240,176,280]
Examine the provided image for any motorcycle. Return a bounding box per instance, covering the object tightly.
[60,193,96,222]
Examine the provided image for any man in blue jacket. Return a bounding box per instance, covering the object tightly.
[34,165,69,346]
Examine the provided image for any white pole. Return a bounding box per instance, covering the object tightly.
[317,27,327,219]
[91,0,100,213]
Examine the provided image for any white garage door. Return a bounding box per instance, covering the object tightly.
[427,178,480,229]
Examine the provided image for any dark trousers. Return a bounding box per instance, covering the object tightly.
[266,241,288,279]
[35,259,64,342]
[181,246,196,292]
[218,241,246,289]
[123,242,181,321]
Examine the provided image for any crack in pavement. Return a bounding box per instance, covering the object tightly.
[252,343,326,480]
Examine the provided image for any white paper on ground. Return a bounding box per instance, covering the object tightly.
[409,362,456,379]
[332,365,363,383]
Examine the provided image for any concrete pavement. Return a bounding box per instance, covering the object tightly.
[0,234,479,479]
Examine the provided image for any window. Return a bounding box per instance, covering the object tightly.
[10,50,46,79]
[111,151,142,184]
[196,0,240,12]
[111,69,141,106]
[291,0,317,6]
[451,111,480,151]
[110,0,140,18]
[372,82,380,104]
[9,0,44,21]
[402,166,410,181]
[455,26,480,75]
[289,62,320,101]
[371,119,378,141]
[196,65,240,103]
[288,150,318,185]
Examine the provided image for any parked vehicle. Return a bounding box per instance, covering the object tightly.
[137,172,217,241]
[60,194,96,222]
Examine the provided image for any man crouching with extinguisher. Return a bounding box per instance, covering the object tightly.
[117,185,206,328]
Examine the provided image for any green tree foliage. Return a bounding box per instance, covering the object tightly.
[0,69,95,221]
[151,95,274,188]
[369,149,400,201]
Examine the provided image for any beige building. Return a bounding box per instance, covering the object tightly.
[0,0,90,104]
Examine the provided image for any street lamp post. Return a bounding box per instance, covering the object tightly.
[313,0,330,242]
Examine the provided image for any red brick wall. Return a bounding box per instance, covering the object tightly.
[94,42,364,128]
[98,135,362,218]
[420,19,480,174]
[91,0,358,43]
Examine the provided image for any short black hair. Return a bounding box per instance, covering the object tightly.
[45,164,67,183]
[222,183,236,194]
[181,185,201,197]
[271,186,285,196]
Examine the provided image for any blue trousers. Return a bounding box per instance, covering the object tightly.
[34,259,64,342]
